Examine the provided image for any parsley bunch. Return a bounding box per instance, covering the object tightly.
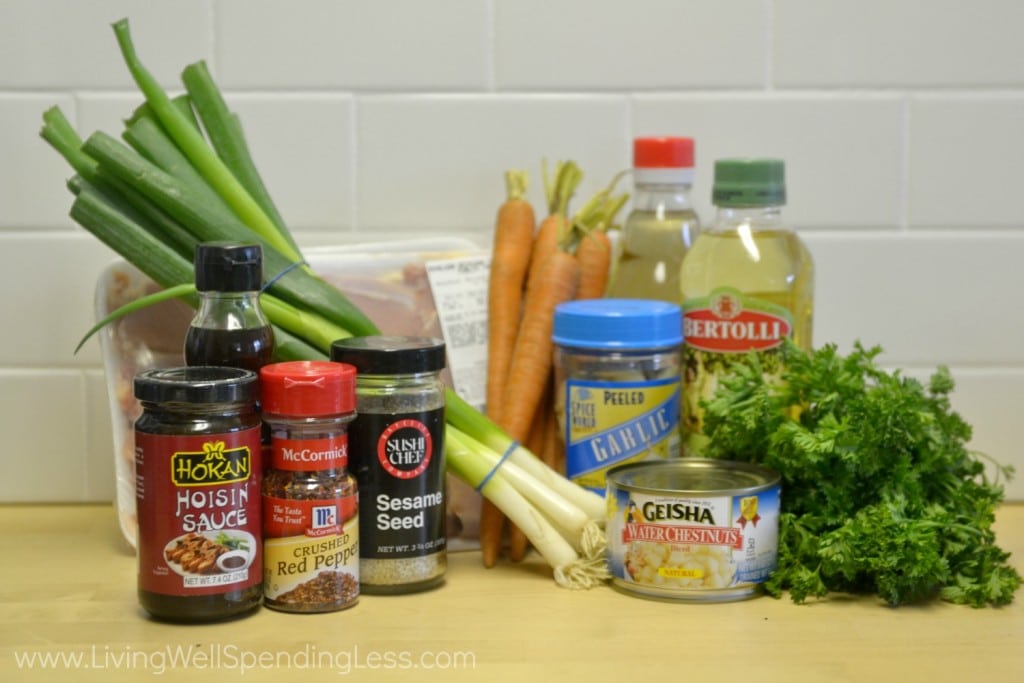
[703,340,1021,607]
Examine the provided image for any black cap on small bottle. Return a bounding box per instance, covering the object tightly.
[194,242,263,292]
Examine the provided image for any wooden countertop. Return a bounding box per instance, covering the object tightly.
[1,504,1022,682]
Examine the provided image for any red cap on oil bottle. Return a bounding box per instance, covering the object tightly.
[633,137,695,169]
[260,361,356,417]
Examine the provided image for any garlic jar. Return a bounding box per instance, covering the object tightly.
[553,299,683,494]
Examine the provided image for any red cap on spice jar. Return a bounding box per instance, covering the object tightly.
[633,137,695,169]
[260,361,356,417]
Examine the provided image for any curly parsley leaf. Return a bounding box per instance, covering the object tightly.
[703,339,1021,607]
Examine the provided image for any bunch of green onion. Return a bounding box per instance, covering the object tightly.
[40,18,608,589]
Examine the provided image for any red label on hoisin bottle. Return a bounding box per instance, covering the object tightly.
[135,428,263,597]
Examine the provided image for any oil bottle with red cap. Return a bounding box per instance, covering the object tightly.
[606,136,701,302]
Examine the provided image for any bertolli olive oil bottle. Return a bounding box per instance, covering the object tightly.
[679,159,814,456]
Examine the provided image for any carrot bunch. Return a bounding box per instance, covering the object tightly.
[481,161,628,567]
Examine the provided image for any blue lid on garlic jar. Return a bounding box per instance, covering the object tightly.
[553,299,683,350]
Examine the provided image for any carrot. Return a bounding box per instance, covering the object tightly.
[511,374,558,560]
[570,184,628,300]
[542,159,582,218]
[525,161,581,292]
[508,383,553,562]
[505,521,529,563]
[536,376,560,471]
[574,228,613,300]
[527,215,566,286]
[479,501,507,568]
[485,169,534,423]
[496,251,579,564]
[499,250,580,445]
[524,379,552,469]
[543,410,563,474]
[482,164,616,566]
[503,162,580,562]
[481,169,535,568]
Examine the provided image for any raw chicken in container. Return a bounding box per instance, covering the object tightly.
[96,239,487,551]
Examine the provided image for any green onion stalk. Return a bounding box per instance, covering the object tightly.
[41,18,608,588]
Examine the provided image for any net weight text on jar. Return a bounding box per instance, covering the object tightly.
[375,538,444,554]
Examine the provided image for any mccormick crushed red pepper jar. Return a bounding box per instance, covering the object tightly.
[260,361,360,613]
[133,366,263,623]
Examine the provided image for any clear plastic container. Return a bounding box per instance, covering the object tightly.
[96,239,482,550]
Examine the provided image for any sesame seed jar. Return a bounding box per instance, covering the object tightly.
[331,336,447,594]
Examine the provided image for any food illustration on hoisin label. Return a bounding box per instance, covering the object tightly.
[163,531,253,576]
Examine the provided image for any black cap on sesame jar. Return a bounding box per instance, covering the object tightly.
[331,336,446,375]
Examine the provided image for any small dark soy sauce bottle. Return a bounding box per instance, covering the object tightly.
[185,242,274,372]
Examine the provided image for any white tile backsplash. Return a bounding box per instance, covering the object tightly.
[228,95,356,231]
[75,93,357,232]
[806,231,1024,366]
[0,0,211,89]
[357,95,630,232]
[0,370,87,502]
[217,0,489,90]
[0,233,119,367]
[85,369,116,502]
[774,0,1024,87]
[908,95,1024,228]
[632,94,906,228]
[1,94,82,228]
[922,368,1024,502]
[495,0,766,90]
[3,0,1024,502]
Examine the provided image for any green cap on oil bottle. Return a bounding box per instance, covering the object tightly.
[711,158,786,208]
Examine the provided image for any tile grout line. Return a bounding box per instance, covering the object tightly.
[900,94,912,232]
[349,95,360,232]
[81,367,102,502]
[485,0,497,93]
[208,1,220,76]
[763,0,775,91]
